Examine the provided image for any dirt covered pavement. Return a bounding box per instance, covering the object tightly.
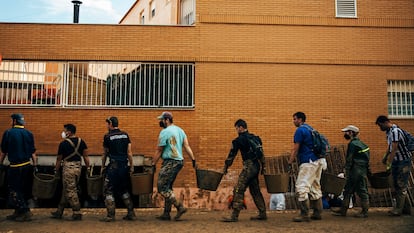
[0,208,413,233]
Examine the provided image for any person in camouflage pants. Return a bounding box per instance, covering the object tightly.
[51,124,90,221]
[222,119,267,222]
[333,125,371,218]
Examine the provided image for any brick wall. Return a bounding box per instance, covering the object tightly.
[0,0,413,190]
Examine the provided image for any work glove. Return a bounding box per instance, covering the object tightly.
[192,159,197,169]
[287,164,293,174]
[151,165,156,174]
[34,165,39,173]
[261,166,267,175]
[223,165,228,175]
[320,158,328,171]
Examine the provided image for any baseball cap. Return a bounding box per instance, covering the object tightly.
[157,112,173,120]
[341,125,359,133]
[11,113,25,125]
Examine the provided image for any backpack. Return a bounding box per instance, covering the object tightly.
[246,134,264,160]
[401,129,414,152]
[302,125,330,157]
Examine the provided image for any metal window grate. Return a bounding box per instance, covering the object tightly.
[335,0,357,18]
[388,80,414,118]
[0,61,194,108]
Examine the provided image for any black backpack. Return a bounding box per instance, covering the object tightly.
[246,134,264,160]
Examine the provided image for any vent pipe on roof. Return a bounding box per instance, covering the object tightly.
[72,1,82,23]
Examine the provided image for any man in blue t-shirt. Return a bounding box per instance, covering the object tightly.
[288,112,324,222]
[152,112,197,221]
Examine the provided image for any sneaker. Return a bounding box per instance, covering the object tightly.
[221,216,238,222]
[174,207,187,221]
[50,211,63,219]
[72,214,82,221]
[100,216,115,222]
[156,214,171,221]
[250,215,267,220]
[14,212,32,222]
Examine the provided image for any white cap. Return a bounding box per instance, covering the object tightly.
[341,125,359,133]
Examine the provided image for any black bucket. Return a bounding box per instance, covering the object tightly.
[320,172,346,196]
[369,172,392,189]
[196,169,223,191]
[264,173,290,193]
[86,174,103,197]
[32,173,58,199]
[131,172,154,195]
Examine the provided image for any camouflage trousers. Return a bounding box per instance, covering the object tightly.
[58,161,82,214]
[295,159,323,202]
[391,159,412,197]
[157,159,183,200]
[231,160,266,213]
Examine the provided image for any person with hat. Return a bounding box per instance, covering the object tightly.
[332,125,371,218]
[100,116,136,222]
[0,113,37,221]
[153,111,197,221]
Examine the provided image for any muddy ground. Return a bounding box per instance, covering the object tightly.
[0,207,413,233]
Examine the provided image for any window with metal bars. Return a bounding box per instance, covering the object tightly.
[388,80,414,118]
[335,0,357,18]
[0,61,194,108]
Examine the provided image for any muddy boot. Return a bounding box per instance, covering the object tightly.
[122,194,136,221]
[156,199,172,221]
[101,197,116,222]
[332,194,351,217]
[250,210,267,220]
[15,211,32,222]
[71,213,82,221]
[7,210,19,220]
[293,199,310,222]
[310,198,323,220]
[354,200,369,218]
[402,196,412,215]
[50,210,64,219]
[222,209,240,222]
[388,194,406,216]
[174,201,187,221]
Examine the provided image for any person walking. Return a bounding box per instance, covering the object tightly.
[332,125,370,218]
[51,124,90,220]
[152,112,196,221]
[0,113,37,222]
[101,116,136,222]
[375,115,412,216]
[288,112,324,222]
[222,119,267,222]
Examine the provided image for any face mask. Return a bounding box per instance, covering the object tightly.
[61,131,67,139]
[344,134,351,140]
[159,121,166,128]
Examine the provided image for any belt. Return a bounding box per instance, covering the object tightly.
[9,161,31,167]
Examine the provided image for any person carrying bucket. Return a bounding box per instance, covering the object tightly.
[50,123,91,221]
[332,125,371,218]
[101,116,136,222]
[152,111,197,221]
[0,113,37,222]
[222,119,267,222]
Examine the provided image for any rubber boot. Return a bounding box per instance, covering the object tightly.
[6,209,19,220]
[101,198,116,222]
[389,194,406,216]
[293,199,310,222]
[156,199,172,220]
[402,196,412,215]
[354,200,369,218]
[51,202,65,219]
[122,195,136,221]
[310,198,323,220]
[250,210,267,220]
[222,209,240,222]
[332,194,351,217]
[14,210,32,222]
[173,199,187,221]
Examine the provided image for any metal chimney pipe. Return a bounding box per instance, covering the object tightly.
[72,1,82,23]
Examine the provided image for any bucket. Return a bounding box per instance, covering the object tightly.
[32,173,58,199]
[196,169,223,191]
[369,172,392,189]
[264,173,290,193]
[86,175,103,196]
[320,172,346,196]
[131,172,154,195]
